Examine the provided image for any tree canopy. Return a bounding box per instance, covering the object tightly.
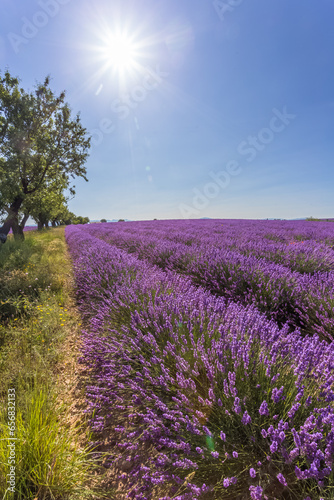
[0,70,91,239]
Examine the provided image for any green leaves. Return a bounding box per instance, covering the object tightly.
[0,70,91,236]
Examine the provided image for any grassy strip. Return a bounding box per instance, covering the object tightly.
[0,229,115,500]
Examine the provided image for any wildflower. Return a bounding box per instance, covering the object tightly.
[232,451,238,458]
[211,451,219,459]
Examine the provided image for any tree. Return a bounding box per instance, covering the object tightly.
[25,183,69,230]
[21,174,69,230]
[73,215,89,225]
[55,208,89,226]
[0,70,90,240]
[50,202,70,227]
[100,218,107,223]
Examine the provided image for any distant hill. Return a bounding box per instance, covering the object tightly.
[90,219,132,223]
[265,218,307,221]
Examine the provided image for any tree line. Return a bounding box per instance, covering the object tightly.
[0,70,90,243]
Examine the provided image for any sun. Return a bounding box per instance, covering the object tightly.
[103,32,140,74]
[83,19,159,93]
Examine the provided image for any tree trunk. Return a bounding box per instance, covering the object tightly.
[11,218,24,239]
[0,196,24,242]
[0,219,12,243]
[37,220,43,231]
[52,220,57,228]
[20,212,29,230]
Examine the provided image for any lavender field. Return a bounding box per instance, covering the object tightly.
[66,220,334,500]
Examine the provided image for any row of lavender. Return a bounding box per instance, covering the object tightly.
[88,219,334,274]
[82,220,334,341]
[66,224,334,499]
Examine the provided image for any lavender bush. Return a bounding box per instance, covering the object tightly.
[66,223,334,499]
[82,220,334,340]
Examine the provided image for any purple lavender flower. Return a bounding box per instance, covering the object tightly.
[249,468,256,478]
[305,396,312,407]
[220,431,226,441]
[289,447,299,460]
[272,386,284,403]
[249,485,263,499]
[223,478,230,487]
[270,441,278,454]
[241,410,252,425]
[233,397,242,414]
[288,402,301,419]
[259,400,269,416]
[277,473,288,486]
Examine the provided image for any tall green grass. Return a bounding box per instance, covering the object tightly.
[0,229,115,499]
[0,388,98,500]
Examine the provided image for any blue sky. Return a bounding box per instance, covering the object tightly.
[1,0,333,220]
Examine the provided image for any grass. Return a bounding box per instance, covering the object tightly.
[0,228,115,500]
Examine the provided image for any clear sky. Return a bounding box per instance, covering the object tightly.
[1,0,333,220]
